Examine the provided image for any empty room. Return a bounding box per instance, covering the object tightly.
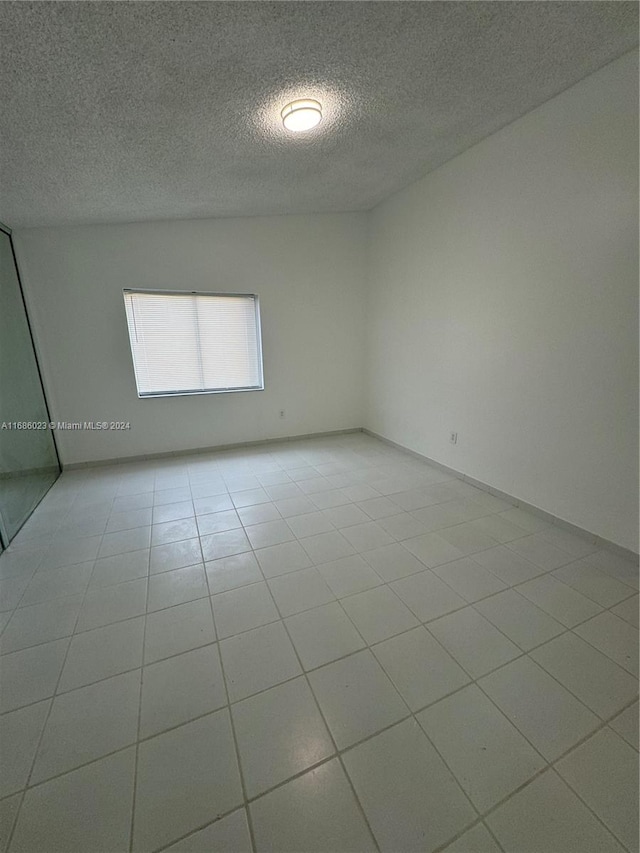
[0,2,638,852]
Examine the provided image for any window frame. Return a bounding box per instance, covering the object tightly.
[123,288,264,399]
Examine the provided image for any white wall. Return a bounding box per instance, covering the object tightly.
[365,50,639,552]
[15,213,367,464]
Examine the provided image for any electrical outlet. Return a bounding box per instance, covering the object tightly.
[279,410,285,419]
[450,431,458,445]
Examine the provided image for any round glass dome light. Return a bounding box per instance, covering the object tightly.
[281,99,323,132]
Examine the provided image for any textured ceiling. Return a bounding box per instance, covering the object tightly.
[0,1,637,228]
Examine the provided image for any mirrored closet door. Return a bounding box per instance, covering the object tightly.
[0,224,60,545]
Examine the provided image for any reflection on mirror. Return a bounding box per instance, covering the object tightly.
[0,226,60,544]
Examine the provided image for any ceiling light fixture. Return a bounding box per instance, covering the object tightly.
[281,99,323,132]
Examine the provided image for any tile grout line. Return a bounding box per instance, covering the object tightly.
[265,572,499,852]
[178,555,622,845]
[2,602,635,788]
[430,817,509,853]
[15,485,636,585]
[6,686,635,818]
[259,515,611,846]
[194,491,260,853]
[432,685,639,852]
[1,551,636,715]
[6,491,636,594]
[150,805,253,853]
[552,758,636,853]
[260,575,385,853]
[449,657,638,848]
[4,487,119,853]
[331,597,557,851]
[2,542,637,637]
[1,562,635,693]
[127,525,152,853]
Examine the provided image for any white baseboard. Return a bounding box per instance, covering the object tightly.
[363,428,639,563]
[62,428,364,471]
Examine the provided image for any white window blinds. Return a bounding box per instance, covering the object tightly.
[123,290,263,397]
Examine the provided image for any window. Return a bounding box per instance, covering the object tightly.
[123,290,263,397]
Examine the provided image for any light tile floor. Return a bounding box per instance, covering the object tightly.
[0,433,638,853]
